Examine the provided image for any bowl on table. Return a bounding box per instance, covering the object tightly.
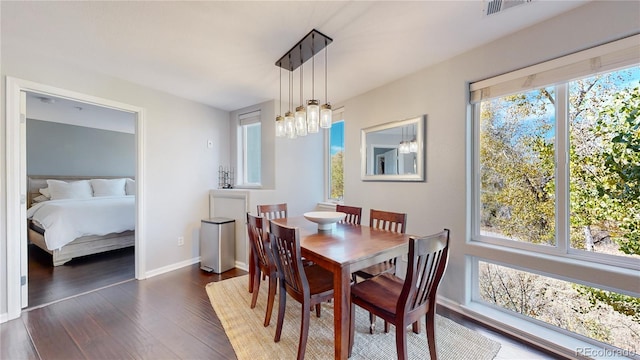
[303,211,346,231]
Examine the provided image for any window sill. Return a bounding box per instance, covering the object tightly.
[440,299,633,359]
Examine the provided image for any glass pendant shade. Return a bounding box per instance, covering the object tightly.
[306,100,319,133]
[275,115,285,137]
[399,141,410,154]
[284,111,296,139]
[295,106,307,136]
[409,139,418,153]
[320,103,332,128]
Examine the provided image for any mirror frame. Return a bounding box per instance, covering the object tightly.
[360,115,425,182]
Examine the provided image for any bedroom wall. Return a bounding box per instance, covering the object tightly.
[1,38,231,317]
[337,1,639,306]
[26,119,135,176]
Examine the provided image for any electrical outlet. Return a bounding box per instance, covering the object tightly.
[177,236,184,246]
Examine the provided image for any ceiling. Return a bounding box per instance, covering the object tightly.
[2,1,590,112]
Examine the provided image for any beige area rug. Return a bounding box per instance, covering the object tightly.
[206,275,501,360]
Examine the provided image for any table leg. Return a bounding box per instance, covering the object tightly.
[333,265,351,360]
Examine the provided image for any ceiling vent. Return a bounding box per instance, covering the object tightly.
[484,0,533,16]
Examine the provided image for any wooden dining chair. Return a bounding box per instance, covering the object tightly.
[246,213,277,327]
[269,220,335,360]
[349,229,450,360]
[354,209,407,280]
[336,204,362,225]
[353,209,407,333]
[257,203,288,223]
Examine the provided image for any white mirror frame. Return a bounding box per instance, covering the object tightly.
[360,115,425,182]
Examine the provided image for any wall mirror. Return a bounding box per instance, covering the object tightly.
[361,115,425,181]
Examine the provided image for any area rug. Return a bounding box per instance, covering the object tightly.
[206,275,501,360]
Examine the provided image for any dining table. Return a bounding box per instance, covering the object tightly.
[265,216,412,360]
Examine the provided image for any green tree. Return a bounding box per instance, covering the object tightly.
[330,151,344,200]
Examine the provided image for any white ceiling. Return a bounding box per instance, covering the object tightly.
[2,1,590,112]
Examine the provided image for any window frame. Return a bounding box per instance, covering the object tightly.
[325,108,345,203]
[470,36,640,271]
[237,110,262,187]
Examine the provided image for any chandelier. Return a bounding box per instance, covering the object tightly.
[275,29,333,138]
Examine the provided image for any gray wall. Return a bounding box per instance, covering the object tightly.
[27,119,135,176]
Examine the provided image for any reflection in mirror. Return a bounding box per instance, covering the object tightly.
[361,115,425,181]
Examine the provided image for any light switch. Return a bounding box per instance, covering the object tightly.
[207,140,213,148]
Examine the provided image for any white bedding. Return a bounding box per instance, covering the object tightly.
[27,195,135,250]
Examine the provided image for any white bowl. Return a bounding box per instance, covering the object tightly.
[303,211,346,230]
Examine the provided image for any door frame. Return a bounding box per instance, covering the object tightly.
[5,76,146,320]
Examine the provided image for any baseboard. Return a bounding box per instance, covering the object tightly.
[0,312,8,324]
[235,260,248,272]
[145,256,200,279]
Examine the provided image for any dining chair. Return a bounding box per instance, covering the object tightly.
[354,209,407,281]
[246,213,277,327]
[269,220,335,360]
[352,209,407,332]
[349,229,450,360]
[336,204,362,225]
[257,203,288,223]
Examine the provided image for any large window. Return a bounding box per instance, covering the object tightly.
[327,111,344,202]
[238,111,261,186]
[471,36,639,354]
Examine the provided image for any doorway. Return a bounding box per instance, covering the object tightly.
[5,77,146,319]
[24,92,137,308]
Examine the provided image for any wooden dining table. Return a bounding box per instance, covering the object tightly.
[267,216,412,360]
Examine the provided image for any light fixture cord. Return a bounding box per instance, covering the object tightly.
[299,45,303,106]
[324,39,328,103]
[279,66,282,115]
[311,34,315,99]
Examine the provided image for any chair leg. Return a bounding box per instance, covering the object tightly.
[274,283,286,342]
[395,321,408,360]
[384,320,390,333]
[297,300,311,360]
[250,268,261,309]
[264,275,277,326]
[315,304,322,318]
[412,321,420,334]
[426,315,437,360]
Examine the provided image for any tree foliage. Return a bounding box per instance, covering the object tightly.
[479,69,640,350]
[330,151,344,200]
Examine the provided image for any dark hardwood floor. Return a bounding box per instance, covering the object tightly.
[28,244,135,308]
[3,261,558,360]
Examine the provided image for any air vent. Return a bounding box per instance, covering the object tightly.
[484,0,533,16]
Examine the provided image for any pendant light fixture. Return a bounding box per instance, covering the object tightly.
[319,38,332,129]
[275,29,332,139]
[285,66,296,139]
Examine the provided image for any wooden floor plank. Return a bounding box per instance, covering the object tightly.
[0,316,40,360]
[65,290,178,360]
[28,244,134,308]
[22,306,85,359]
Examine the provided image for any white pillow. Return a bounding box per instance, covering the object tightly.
[46,180,93,200]
[125,178,136,195]
[91,178,126,197]
[39,187,51,199]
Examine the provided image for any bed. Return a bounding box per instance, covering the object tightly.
[27,175,135,266]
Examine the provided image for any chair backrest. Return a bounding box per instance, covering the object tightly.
[257,203,288,221]
[336,204,362,225]
[370,209,407,233]
[398,229,450,318]
[246,213,272,271]
[269,220,309,300]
